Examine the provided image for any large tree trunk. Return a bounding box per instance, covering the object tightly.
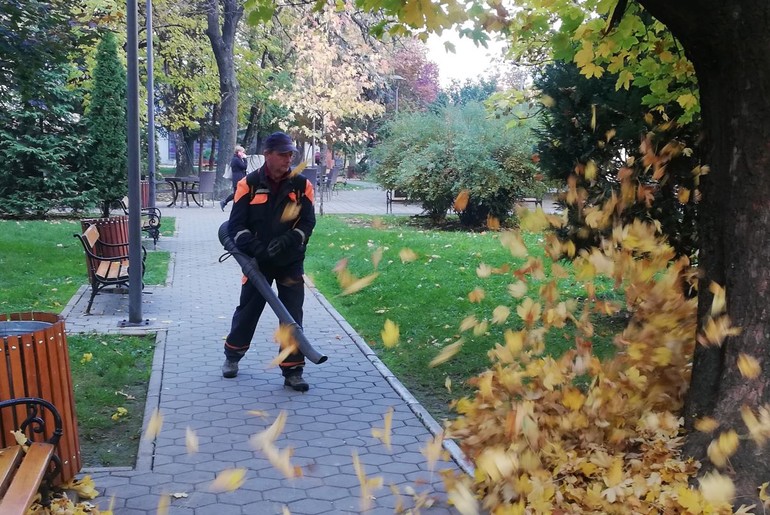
[640,0,770,503]
[205,0,242,180]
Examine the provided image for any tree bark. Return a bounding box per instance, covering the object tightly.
[205,0,242,180]
[639,0,770,503]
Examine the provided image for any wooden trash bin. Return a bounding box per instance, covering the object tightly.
[0,312,81,484]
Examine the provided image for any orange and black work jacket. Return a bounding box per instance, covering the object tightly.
[228,165,315,273]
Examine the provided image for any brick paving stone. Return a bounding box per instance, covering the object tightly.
[60,182,481,514]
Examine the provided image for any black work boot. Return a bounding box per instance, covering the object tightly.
[222,359,239,378]
[283,374,309,392]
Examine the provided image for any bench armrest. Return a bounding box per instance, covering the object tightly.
[0,398,62,447]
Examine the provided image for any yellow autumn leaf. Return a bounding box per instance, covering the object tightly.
[468,287,485,303]
[518,207,550,232]
[740,405,769,446]
[677,187,691,204]
[288,160,306,178]
[491,305,510,325]
[459,315,477,332]
[737,353,761,379]
[185,427,199,454]
[248,410,268,418]
[371,406,394,451]
[540,94,555,107]
[699,470,735,505]
[62,475,99,499]
[585,160,597,181]
[516,297,541,327]
[709,282,726,316]
[590,104,596,131]
[421,431,445,472]
[694,417,719,433]
[381,319,399,348]
[399,248,418,263]
[499,230,528,258]
[507,281,527,298]
[340,272,379,296]
[156,494,170,515]
[371,247,383,270]
[759,482,770,503]
[707,429,739,468]
[210,468,247,492]
[80,352,93,364]
[486,215,500,231]
[677,92,699,111]
[697,315,741,346]
[448,480,480,515]
[445,376,452,393]
[476,263,492,278]
[429,340,464,367]
[250,411,287,450]
[143,409,163,441]
[261,443,300,479]
[453,189,470,211]
[280,202,300,223]
[351,450,384,512]
[675,485,702,513]
[561,387,585,411]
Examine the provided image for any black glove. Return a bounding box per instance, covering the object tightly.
[247,239,269,261]
[267,230,302,258]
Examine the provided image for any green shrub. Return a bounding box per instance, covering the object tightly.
[371,102,538,226]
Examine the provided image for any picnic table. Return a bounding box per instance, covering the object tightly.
[165,176,201,207]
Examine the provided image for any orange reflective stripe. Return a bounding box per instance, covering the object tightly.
[304,180,315,204]
[251,193,268,204]
[233,178,250,202]
[279,361,305,367]
[288,192,297,202]
[225,342,249,351]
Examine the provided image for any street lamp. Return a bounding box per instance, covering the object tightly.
[389,74,405,114]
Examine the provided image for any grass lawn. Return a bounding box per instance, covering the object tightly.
[0,216,174,467]
[304,215,625,420]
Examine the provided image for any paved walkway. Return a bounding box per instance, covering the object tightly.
[61,181,465,514]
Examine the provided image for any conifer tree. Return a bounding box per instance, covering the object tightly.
[86,31,127,217]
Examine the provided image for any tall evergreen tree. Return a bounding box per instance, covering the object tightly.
[86,31,127,217]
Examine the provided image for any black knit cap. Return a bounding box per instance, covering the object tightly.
[264,132,297,153]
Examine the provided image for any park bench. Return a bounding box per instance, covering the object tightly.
[520,197,543,208]
[116,196,163,247]
[74,224,146,314]
[385,189,408,213]
[0,398,63,515]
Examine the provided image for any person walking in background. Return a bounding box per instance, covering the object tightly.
[221,132,316,391]
[220,145,248,211]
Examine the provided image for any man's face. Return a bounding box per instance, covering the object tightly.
[264,150,293,180]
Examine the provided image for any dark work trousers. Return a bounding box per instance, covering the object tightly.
[224,269,305,377]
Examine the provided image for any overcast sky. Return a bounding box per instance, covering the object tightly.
[426,31,507,88]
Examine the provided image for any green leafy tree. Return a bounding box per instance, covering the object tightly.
[372,102,537,225]
[533,60,700,258]
[0,0,90,217]
[85,31,127,217]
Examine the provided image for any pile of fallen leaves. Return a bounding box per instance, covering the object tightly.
[27,476,111,514]
[436,202,744,513]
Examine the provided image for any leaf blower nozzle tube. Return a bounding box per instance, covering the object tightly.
[218,221,328,365]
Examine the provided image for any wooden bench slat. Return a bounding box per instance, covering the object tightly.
[0,443,54,515]
[0,446,23,498]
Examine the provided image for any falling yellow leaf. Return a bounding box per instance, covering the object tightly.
[759,482,770,504]
[476,263,492,278]
[709,282,726,316]
[62,475,99,500]
[584,160,597,181]
[280,202,300,223]
[697,315,741,346]
[185,427,199,454]
[445,376,452,393]
[262,443,300,479]
[737,353,761,379]
[694,417,719,433]
[157,494,170,515]
[740,405,770,446]
[250,411,287,450]
[468,287,485,303]
[507,281,527,298]
[371,247,383,269]
[516,297,542,327]
[430,340,464,367]
[518,207,550,232]
[491,305,510,324]
[561,387,585,412]
[500,230,528,258]
[371,407,394,451]
[454,189,470,211]
[210,468,247,492]
[699,471,735,505]
[459,315,478,332]
[707,429,739,468]
[540,94,555,107]
[248,410,269,418]
[399,248,418,263]
[143,408,163,441]
[486,216,500,231]
[288,160,307,178]
[448,480,480,515]
[381,319,399,348]
[421,431,445,472]
[352,451,384,512]
[340,272,379,296]
[590,104,597,131]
